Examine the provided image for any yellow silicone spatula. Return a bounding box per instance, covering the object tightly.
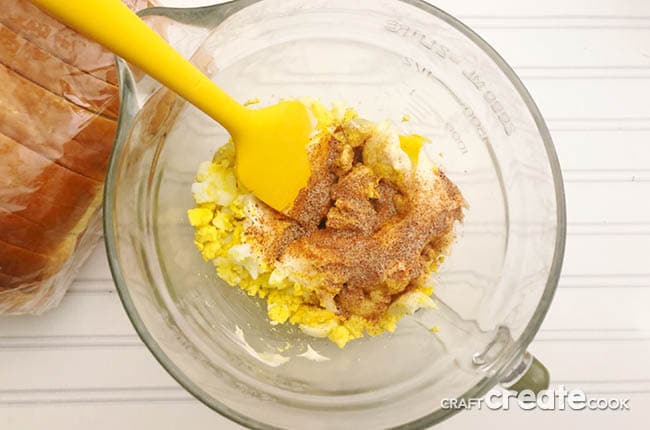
[31,0,312,213]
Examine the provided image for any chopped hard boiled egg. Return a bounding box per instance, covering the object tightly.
[188,100,460,348]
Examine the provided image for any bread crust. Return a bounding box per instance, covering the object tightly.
[0,207,72,254]
[0,0,148,309]
[0,63,115,181]
[0,239,59,279]
[0,23,119,118]
[0,132,101,233]
[0,0,118,84]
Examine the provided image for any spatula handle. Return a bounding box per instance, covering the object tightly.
[31,0,248,132]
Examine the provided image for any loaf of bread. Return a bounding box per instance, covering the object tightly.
[0,0,148,313]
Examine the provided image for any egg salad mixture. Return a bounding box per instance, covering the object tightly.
[188,100,464,348]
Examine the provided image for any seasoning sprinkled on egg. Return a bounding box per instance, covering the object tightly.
[188,100,464,347]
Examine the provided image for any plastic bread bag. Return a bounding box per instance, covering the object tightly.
[0,0,149,314]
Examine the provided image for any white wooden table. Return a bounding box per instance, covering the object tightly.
[1,0,649,428]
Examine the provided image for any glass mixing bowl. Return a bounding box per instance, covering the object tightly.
[104,0,566,428]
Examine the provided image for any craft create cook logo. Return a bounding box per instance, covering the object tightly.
[441,385,631,411]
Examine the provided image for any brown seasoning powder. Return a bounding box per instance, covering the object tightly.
[245,121,464,322]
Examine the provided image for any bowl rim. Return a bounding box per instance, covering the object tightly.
[104,0,567,428]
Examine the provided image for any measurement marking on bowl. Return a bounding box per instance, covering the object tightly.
[445,122,469,154]
[385,20,462,64]
[400,58,474,154]
[399,56,508,148]
[461,104,490,146]
[386,20,516,137]
[463,70,516,136]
